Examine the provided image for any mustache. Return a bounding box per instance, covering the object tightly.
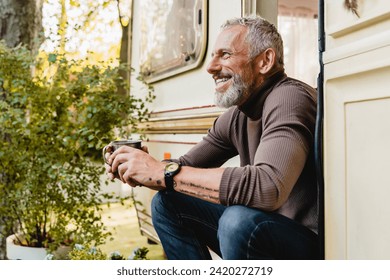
[213,71,232,80]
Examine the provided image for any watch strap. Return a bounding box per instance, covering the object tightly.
[164,162,181,191]
[165,174,175,191]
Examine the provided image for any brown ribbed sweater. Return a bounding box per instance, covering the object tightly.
[178,71,318,233]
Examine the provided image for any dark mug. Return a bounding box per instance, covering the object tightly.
[102,139,142,165]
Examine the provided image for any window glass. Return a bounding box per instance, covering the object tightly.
[139,0,207,83]
[278,1,319,87]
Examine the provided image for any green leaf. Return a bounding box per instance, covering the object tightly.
[48,53,57,63]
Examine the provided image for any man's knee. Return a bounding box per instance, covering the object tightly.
[219,205,270,230]
[219,205,245,234]
[218,205,264,241]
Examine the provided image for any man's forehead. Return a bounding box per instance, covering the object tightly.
[212,25,248,53]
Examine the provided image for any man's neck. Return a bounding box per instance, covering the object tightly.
[238,69,286,120]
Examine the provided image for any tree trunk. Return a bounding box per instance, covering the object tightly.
[0,0,44,54]
[58,0,67,54]
[117,0,132,95]
[117,22,130,95]
[0,0,43,259]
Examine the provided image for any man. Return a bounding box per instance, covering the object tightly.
[105,16,319,260]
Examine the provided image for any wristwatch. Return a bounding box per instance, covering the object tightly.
[164,162,181,191]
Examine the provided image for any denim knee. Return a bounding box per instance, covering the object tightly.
[218,205,260,245]
[219,206,247,236]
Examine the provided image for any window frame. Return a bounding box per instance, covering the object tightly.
[139,0,208,83]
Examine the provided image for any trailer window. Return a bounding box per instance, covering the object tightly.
[139,0,207,83]
[278,1,319,87]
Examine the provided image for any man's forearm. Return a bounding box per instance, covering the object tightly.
[173,166,225,204]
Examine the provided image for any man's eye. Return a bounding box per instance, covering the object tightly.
[222,52,231,58]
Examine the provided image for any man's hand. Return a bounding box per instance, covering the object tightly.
[104,145,166,190]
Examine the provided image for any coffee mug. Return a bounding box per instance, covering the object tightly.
[102,139,142,165]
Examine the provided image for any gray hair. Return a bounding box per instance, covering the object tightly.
[221,16,284,68]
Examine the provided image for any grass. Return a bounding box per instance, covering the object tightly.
[98,201,165,260]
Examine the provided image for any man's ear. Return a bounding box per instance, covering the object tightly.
[257,48,276,74]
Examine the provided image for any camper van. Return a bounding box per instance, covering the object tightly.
[125,0,390,260]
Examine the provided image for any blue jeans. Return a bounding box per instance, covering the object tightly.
[151,190,319,260]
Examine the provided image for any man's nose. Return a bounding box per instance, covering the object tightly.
[206,57,222,74]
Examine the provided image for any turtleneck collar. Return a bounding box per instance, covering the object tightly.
[238,69,286,120]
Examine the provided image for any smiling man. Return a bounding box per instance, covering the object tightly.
[105,16,319,260]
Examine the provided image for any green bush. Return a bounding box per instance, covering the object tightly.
[0,42,154,254]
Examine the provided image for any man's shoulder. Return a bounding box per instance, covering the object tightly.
[277,77,316,95]
[262,77,317,117]
[271,76,317,102]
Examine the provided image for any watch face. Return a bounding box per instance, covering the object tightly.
[166,162,179,172]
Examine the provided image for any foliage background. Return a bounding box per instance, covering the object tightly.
[0,0,158,259]
[0,41,153,252]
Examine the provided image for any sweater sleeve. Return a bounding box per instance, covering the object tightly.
[177,107,239,168]
[219,83,317,211]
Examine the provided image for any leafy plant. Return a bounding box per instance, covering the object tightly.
[0,41,154,256]
[129,247,149,260]
[67,244,108,260]
[66,244,149,260]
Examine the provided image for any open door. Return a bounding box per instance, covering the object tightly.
[323,0,390,259]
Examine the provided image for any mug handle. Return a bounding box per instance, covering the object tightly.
[102,145,112,165]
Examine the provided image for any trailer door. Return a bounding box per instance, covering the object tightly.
[323,0,390,259]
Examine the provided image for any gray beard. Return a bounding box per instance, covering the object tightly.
[214,74,247,108]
